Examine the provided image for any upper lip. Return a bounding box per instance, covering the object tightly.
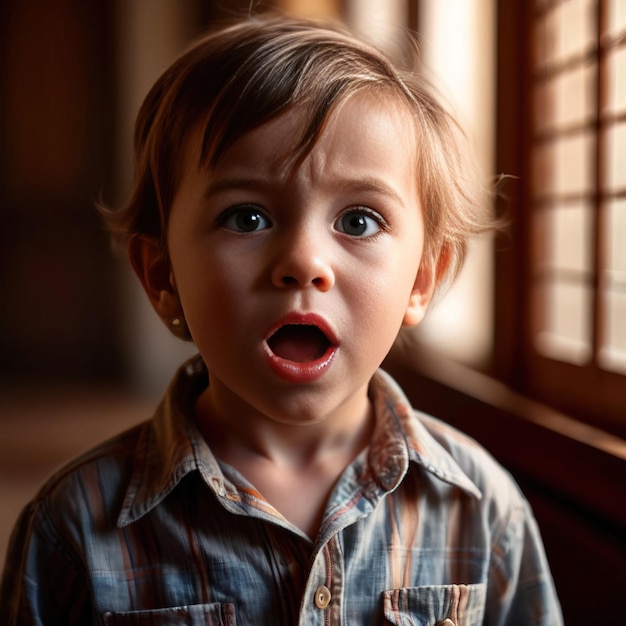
[263,311,339,347]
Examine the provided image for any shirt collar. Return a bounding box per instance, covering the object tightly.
[366,369,482,500]
[118,357,223,527]
[118,356,480,527]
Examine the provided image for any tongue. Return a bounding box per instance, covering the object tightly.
[269,325,328,362]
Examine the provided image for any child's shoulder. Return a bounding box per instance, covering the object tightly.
[411,409,527,512]
[416,410,492,462]
[28,420,150,526]
[374,369,526,514]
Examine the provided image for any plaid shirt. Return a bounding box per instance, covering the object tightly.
[1,357,562,625]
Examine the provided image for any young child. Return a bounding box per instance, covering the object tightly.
[1,15,563,625]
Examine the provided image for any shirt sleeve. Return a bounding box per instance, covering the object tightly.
[0,500,93,626]
[486,496,563,626]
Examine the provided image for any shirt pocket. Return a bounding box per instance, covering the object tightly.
[382,584,486,626]
[102,602,236,625]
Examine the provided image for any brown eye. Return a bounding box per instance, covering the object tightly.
[220,205,271,232]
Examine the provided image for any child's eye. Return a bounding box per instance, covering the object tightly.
[335,209,383,237]
[219,205,271,233]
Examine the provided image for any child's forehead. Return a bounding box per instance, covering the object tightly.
[172,91,420,216]
[183,90,417,177]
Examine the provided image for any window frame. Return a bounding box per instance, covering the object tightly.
[494,0,626,438]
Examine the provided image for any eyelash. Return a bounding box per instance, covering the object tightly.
[216,204,388,238]
[335,207,387,239]
[216,205,271,233]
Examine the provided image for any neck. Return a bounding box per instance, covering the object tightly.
[194,377,376,538]
[193,379,374,471]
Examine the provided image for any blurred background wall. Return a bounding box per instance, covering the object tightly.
[1,0,120,382]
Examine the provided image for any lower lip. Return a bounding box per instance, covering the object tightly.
[263,344,338,383]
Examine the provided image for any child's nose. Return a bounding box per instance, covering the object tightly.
[270,228,335,292]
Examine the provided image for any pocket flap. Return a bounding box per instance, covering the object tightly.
[383,584,486,625]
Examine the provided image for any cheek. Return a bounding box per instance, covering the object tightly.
[366,253,422,331]
[348,265,413,335]
[173,255,246,334]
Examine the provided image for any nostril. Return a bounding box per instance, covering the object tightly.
[279,274,332,290]
[271,259,334,290]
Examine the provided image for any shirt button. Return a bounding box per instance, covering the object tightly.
[314,585,331,609]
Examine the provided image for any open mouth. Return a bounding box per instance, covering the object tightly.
[267,324,331,363]
[263,315,338,383]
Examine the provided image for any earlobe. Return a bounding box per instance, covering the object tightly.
[402,249,451,327]
[402,262,435,327]
[128,234,180,323]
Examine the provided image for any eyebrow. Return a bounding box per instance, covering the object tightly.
[204,175,407,206]
[332,177,406,206]
[203,177,274,198]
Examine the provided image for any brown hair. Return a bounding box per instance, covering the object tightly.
[104,15,493,292]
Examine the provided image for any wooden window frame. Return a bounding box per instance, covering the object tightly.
[494,0,626,439]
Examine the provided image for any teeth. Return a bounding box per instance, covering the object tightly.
[268,324,330,362]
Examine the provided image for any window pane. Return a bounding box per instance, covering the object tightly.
[606,46,626,114]
[534,132,594,195]
[535,279,592,364]
[599,200,626,373]
[599,290,626,374]
[607,199,626,273]
[540,202,593,272]
[538,63,595,130]
[543,0,596,63]
[607,0,626,35]
[604,122,626,189]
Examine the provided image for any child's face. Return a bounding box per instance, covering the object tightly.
[157,92,434,425]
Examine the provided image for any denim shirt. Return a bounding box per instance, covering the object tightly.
[0,357,563,625]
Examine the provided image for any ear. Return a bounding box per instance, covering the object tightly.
[402,249,450,327]
[128,234,181,326]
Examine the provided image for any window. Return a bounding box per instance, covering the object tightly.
[496,0,626,437]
